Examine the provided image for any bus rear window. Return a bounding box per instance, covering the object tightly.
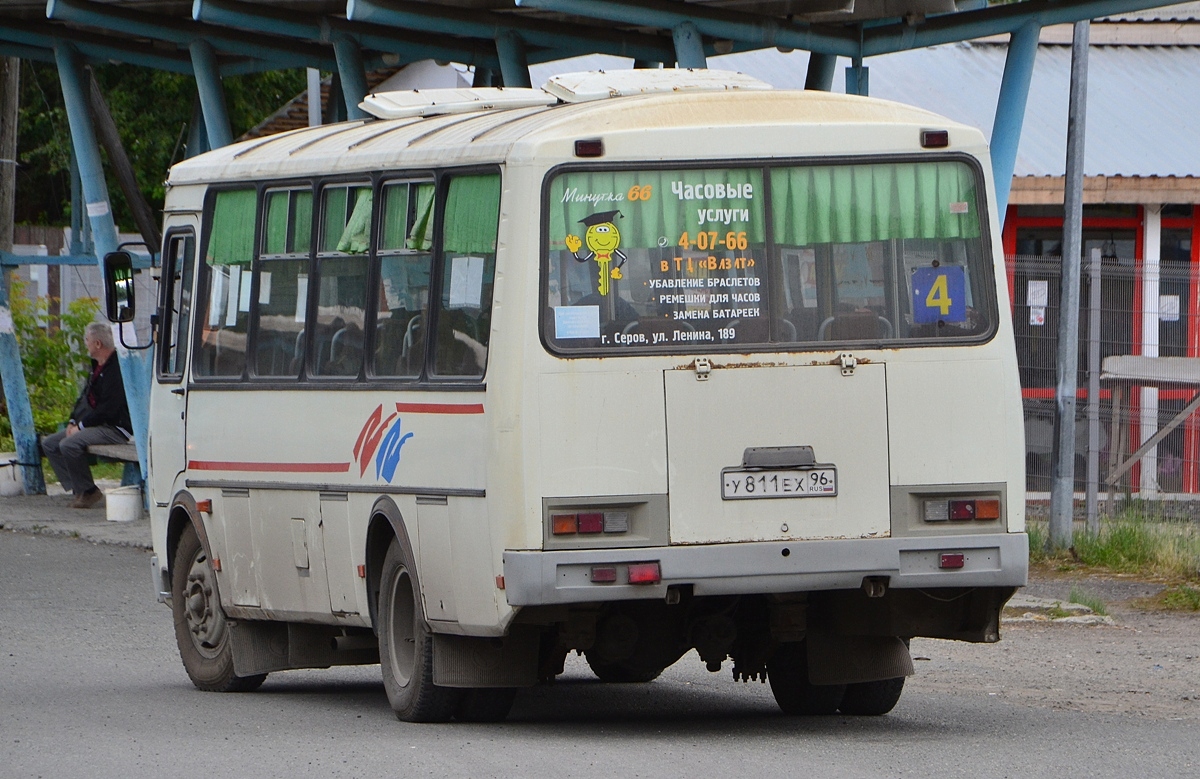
[543,160,993,354]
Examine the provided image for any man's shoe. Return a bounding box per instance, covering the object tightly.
[69,489,104,509]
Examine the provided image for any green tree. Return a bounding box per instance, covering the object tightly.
[15,61,305,230]
[0,278,99,449]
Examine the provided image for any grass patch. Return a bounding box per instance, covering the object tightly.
[1162,585,1200,611]
[1028,512,1200,582]
[40,458,128,486]
[1068,585,1108,616]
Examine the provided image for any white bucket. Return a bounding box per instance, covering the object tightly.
[0,455,22,498]
[106,485,143,522]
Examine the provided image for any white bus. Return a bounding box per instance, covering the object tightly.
[106,70,1027,722]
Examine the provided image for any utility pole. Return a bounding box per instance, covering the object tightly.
[1049,21,1091,549]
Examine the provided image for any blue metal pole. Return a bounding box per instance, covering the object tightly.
[845,59,869,96]
[673,21,707,69]
[495,31,531,88]
[189,39,233,149]
[186,97,210,158]
[804,52,836,91]
[0,272,46,495]
[54,42,153,481]
[331,35,369,121]
[990,20,1041,226]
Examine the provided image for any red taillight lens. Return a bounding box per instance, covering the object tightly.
[575,139,603,157]
[551,514,577,535]
[975,498,1001,520]
[921,129,949,148]
[590,566,617,583]
[949,500,976,520]
[577,512,604,534]
[940,553,965,569]
[627,562,661,585]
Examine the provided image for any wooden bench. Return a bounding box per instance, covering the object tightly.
[86,443,139,462]
[86,443,141,486]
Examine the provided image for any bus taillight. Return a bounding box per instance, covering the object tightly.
[627,562,662,585]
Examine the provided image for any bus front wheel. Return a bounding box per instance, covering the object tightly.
[171,523,267,692]
[378,538,462,722]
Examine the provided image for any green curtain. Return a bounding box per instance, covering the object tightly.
[380,183,410,251]
[443,174,501,254]
[264,191,288,254]
[322,187,347,252]
[408,182,435,251]
[548,168,765,252]
[207,188,256,266]
[266,190,313,255]
[771,161,980,246]
[293,191,312,254]
[336,188,373,254]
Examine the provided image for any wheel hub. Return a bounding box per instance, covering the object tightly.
[184,551,226,656]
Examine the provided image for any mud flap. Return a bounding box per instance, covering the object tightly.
[230,621,380,676]
[806,630,914,686]
[432,626,541,688]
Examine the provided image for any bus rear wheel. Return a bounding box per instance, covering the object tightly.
[767,641,845,715]
[838,677,906,716]
[378,538,462,722]
[171,524,266,692]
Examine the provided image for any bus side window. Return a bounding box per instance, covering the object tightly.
[195,188,255,378]
[373,181,434,378]
[254,188,312,378]
[310,184,371,378]
[159,232,195,379]
[433,173,500,378]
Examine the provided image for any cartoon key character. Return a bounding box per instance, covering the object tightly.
[565,210,627,297]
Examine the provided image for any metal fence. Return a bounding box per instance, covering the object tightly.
[1010,253,1200,499]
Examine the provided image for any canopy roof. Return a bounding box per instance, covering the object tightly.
[0,1,1184,77]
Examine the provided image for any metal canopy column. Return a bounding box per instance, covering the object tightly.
[189,39,233,149]
[186,97,210,158]
[990,20,1041,225]
[495,31,531,88]
[672,21,707,69]
[804,52,837,91]
[331,35,369,121]
[54,41,152,478]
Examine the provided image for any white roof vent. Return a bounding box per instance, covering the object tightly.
[544,69,773,103]
[360,87,557,119]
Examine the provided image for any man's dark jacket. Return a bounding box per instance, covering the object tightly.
[70,352,132,434]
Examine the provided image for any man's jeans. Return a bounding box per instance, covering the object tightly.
[41,426,130,495]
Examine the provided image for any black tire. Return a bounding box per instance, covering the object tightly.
[171,524,267,692]
[455,688,518,722]
[378,537,462,722]
[584,651,664,683]
[767,641,845,715]
[839,677,906,716]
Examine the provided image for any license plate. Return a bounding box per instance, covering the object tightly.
[721,467,838,500]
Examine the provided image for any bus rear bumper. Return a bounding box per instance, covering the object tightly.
[502,532,1028,606]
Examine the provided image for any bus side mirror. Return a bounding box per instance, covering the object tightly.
[103,251,136,323]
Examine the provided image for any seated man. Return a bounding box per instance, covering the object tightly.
[41,323,133,508]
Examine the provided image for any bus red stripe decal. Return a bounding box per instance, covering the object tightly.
[394,403,484,414]
[188,461,351,473]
